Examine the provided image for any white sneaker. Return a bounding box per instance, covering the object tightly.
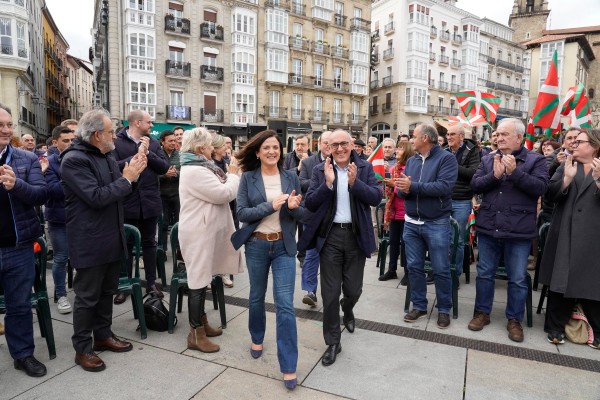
[221,275,234,288]
[57,296,72,314]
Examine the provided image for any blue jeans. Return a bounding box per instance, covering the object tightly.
[451,200,472,276]
[403,219,452,314]
[48,222,68,298]
[0,245,36,359]
[244,237,297,374]
[301,247,319,293]
[475,233,531,321]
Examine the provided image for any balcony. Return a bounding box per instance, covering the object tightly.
[370,79,379,90]
[200,65,224,82]
[495,83,516,93]
[451,58,461,68]
[430,26,437,38]
[332,113,344,123]
[382,103,392,113]
[384,21,395,35]
[371,29,380,41]
[350,17,370,31]
[370,105,379,116]
[440,31,450,41]
[498,108,524,118]
[383,48,394,60]
[312,41,331,55]
[438,81,449,91]
[290,109,305,120]
[427,104,435,114]
[496,59,517,71]
[289,36,310,51]
[382,75,393,86]
[200,108,224,123]
[487,56,496,64]
[515,87,524,95]
[515,65,525,74]
[331,46,349,59]
[309,110,329,122]
[264,106,288,119]
[428,79,435,88]
[450,83,460,92]
[166,105,192,121]
[165,60,192,78]
[334,13,347,27]
[429,52,436,63]
[165,15,191,35]
[439,55,449,66]
[265,0,290,10]
[2,43,12,55]
[348,114,365,125]
[287,74,349,92]
[485,80,495,89]
[291,2,305,16]
[372,53,379,64]
[200,23,224,41]
[451,34,462,45]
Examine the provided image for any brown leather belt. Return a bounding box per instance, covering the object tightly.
[252,231,283,241]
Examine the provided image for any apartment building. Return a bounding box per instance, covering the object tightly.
[370,0,529,140]
[67,55,94,120]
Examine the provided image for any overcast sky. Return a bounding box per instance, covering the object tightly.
[45,0,600,61]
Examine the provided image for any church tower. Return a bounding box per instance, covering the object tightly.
[508,0,550,43]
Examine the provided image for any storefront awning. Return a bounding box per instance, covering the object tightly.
[121,121,196,139]
[222,126,248,136]
[287,122,312,133]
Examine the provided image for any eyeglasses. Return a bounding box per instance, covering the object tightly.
[329,141,350,150]
[571,140,590,148]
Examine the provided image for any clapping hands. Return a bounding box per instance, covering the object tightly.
[287,190,302,209]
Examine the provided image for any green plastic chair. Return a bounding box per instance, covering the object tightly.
[155,214,168,287]
[116,224,147,339]
[167,222,227,334]
[374,200,390,277]
[496,261,534,328]
[0,237,56,359]
[534,222,551,315]
[404,218,461,319]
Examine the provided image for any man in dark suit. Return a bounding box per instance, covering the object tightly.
[298,131,331,306]
[300,129,383,366]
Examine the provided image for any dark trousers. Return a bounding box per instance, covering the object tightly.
[319,226,366,345]
[71,260,121,354]
[388,219,407,272]
[545,290,600,337]
[125,216,158,287]
[296,224,305,262]
[160,194,180,250]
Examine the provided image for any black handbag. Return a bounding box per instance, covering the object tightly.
[139,292,176,332]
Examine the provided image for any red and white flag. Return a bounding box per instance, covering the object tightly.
[367,143,385,181]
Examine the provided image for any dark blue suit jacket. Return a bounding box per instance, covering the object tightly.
[232,168,305,256]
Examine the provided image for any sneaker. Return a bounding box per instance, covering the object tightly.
[437,313,451,329]
[221,275,234,288]
[468,311,490,331]
[57,296,72,314]
[403,309,428,323]
[588,338,600,350]
[507,319,524,342]
[302,292,317,307]
[400,275,408,286]
[378,270,398,281]
[547,331,565,345]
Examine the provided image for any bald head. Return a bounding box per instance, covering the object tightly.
[21,134,35,151]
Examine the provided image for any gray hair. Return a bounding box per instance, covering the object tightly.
[0,102,11,115]
[382,137,396,146]
[181,127,212,153]
[78,109,110,143]
[498,118,525,137]
[417,123,438,144]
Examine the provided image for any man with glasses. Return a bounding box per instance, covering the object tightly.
[44,125,76,314]
[300,129,382,366]
[112,110,170,304]
[470,118,548,342]
[0,103,48,377]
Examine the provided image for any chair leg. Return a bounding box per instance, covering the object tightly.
[452,269,459,319]
[168,278,179,334]
[404,280,411,313]
[39,300,56,359]
[211,281,218,310]
[526,275,533,328]
[131,291,138,320]
[533,250,542,291]
[156,248,168,288]
[36,307,46,338]
[378,239,388,277]
[67,260,73,289]
[536,285,548,314]
[214,276,227,329]
[132,284,147,339]
[463,245,471,284]
[177,286,184,313]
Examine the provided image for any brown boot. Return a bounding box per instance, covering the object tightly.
[201,314,223,337]
[187,326,220,353]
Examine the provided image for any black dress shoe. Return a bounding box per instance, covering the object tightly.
[378,270,398,281]
[339,298,355,333]
[113,292,128,305]
[322,344,342,366]
[343,316,355,333]
[14,356,47,377]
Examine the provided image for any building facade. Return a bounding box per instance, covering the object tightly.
[67,55,94,120]
[508,0,549,44]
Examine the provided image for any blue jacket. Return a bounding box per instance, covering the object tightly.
[471,146,548,239]
[44,152,66,224]
[400,145,458,221]
[112,128,170,219]
[298,151,383,257]
[2,145,47,246]
[232,168,305,256]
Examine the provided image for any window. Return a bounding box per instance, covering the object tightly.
[314,96,323,119]
[0,18,12,55]
[333,98,342,122]
[292,58,302,82]
[408,3,429,25]
[541,41,563,58]
[129,33,155,58]
[266,48,288,82]
[130,81,156,104]
[314,63,323,86]
[232,13,256,46]
[168,1,183,18]
[292,94,302,119]
[129,0,154,12]
[350,65,368,94]
[351,100,360,121]
[269,91,280,115]
[16,21,26,57]
[313,0,333,21]
[350,32,368,63]
[233,51,254,73]
[266,9,288,44]
[170,47,184,62]
[232,92,255,114]
[170,90,184,106]
[335,33,343,47]
[293,23,302,37]
[334,67,342,89]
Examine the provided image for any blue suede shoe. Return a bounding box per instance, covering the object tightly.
[250,345,263,359]
[284,378,297,390]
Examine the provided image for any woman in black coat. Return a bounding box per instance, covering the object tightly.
[539,129,600,349]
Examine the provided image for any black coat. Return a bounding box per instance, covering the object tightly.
[112,128,170,219]
[447,138,480,200]
[60,140,132,269]
[539,164,600,301]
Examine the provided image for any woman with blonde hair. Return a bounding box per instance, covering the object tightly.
[178,128,243,353]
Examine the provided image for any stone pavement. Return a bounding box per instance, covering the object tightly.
[2,253,600,400]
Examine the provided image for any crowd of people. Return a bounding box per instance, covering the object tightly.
[1,103,600,389]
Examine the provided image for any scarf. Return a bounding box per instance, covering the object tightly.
[180,152,227,183]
